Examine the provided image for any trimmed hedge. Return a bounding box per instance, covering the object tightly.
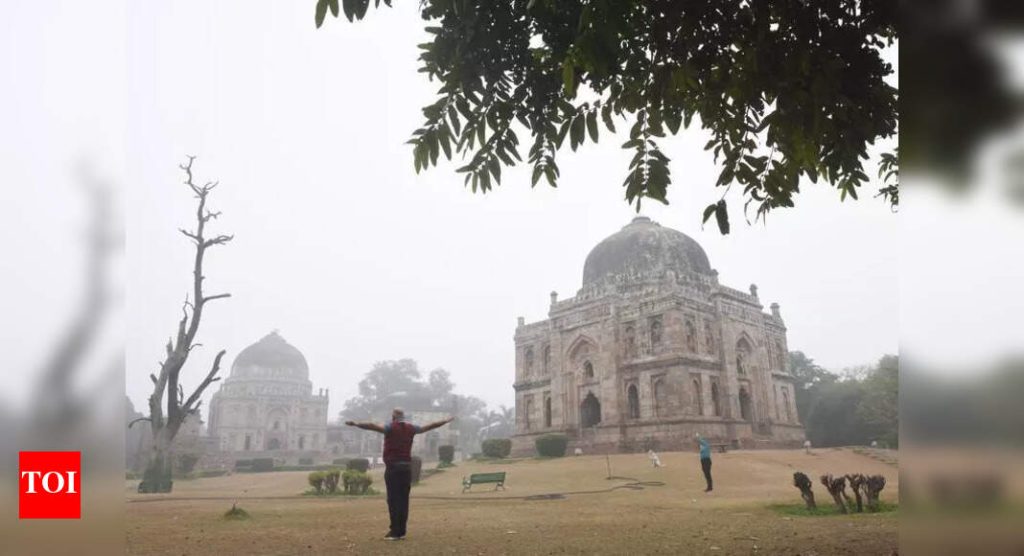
[346,458,370,472]
[251,458,274,472]
[234,459,252,470]
[535,433,569,457]
[481,438,512,459]
[438,445,455,464]
[341,470,373,494]
[196,469,229,478]
[332,458,349,466]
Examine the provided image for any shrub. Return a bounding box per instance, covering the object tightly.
[481,438,512,458]
[535,434,569,457]
[234,459,252,470]
[298,457,314,466]
[341,470,373,494]
[332,458,348,466]
[438,445,455,465]
[346,458,370,472]
[323,468,341,493]
[308,471,326,494]
[251,458,274,472]
[223,503,250,520]
[411,456,423,484]
[197,469,229,478]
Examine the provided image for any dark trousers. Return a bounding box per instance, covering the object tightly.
[701,457,713,490]
[384,462,413,536]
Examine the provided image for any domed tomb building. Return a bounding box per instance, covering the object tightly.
[208,332,328,453]
[512,217,804,455]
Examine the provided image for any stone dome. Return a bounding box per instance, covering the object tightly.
[230,331,309,381]
[582,216,712,285]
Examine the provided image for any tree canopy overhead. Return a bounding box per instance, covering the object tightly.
[316,0,897,233]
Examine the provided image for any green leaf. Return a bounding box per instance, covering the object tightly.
[328,0,339,17]
[714,200,730,235]
[315,0,329,27]
[586,110,599,143]
[702,203,717,224]
[562,62,576,96]
[601,104,616,133]
[570,114,585,151]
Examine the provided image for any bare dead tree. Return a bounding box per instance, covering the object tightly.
[820,474,848,514]
[136,156,232,493]
[793,471,816,510]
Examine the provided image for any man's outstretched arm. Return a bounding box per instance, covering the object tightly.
[418,416,455,433]
[345,420,386,434]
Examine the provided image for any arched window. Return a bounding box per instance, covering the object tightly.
[736,337,752,375]
[627,384,640,419]
[581,392,602,428]
[739,386,752,421]
[583,361,594,380]
[653,379,668,418]
[704,320,716,355]
[775,341,786,371]
[544,396,552,427]
[299,435,305,450]
[524,346,535,375]
[685,318,697,352]
[624,324,636,358]
[244,434,251,451]
[710,381,721,416]
[273,420,280,431]
[692,379,704,416]
[542,345,551,374]
[649,315,663,347]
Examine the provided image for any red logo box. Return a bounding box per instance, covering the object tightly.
[19,451,81,519]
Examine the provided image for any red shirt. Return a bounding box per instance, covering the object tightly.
[382,421,420,464]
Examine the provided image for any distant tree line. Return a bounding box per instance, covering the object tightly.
[340,359,514,454]
[789,352,898,448]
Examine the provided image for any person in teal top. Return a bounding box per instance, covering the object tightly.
[697,433,713,492]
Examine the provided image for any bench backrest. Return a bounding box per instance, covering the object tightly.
[470,472,505,482]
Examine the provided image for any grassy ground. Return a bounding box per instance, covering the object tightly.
[126,447,898,555]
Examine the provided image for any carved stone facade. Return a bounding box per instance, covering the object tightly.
[512,217,804,455]
[208,332,328,453]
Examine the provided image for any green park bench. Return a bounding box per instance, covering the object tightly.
[462,472,506,493]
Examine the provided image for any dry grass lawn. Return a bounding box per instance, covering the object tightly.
[126,447,898,555]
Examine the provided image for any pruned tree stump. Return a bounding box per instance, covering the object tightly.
[793,471,816,510]
[820,474,848,514]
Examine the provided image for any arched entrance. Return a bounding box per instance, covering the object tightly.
[580,392,601,428]
[627,384,640,419]
[739,386,752,421]
[267,438,281,450]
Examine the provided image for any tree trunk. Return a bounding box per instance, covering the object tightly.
[820,474,848,514]
[793,471,816,510]
[139,434,174,493]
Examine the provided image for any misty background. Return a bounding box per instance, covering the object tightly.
[120,2,897,419]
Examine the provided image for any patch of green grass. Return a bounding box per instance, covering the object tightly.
[223,504,250,520]
[768,501,898,517]
[301,488,380,497]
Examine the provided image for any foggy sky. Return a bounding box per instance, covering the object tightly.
[2,2,900,418]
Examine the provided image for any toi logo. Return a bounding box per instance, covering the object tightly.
[19,451,81,519]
